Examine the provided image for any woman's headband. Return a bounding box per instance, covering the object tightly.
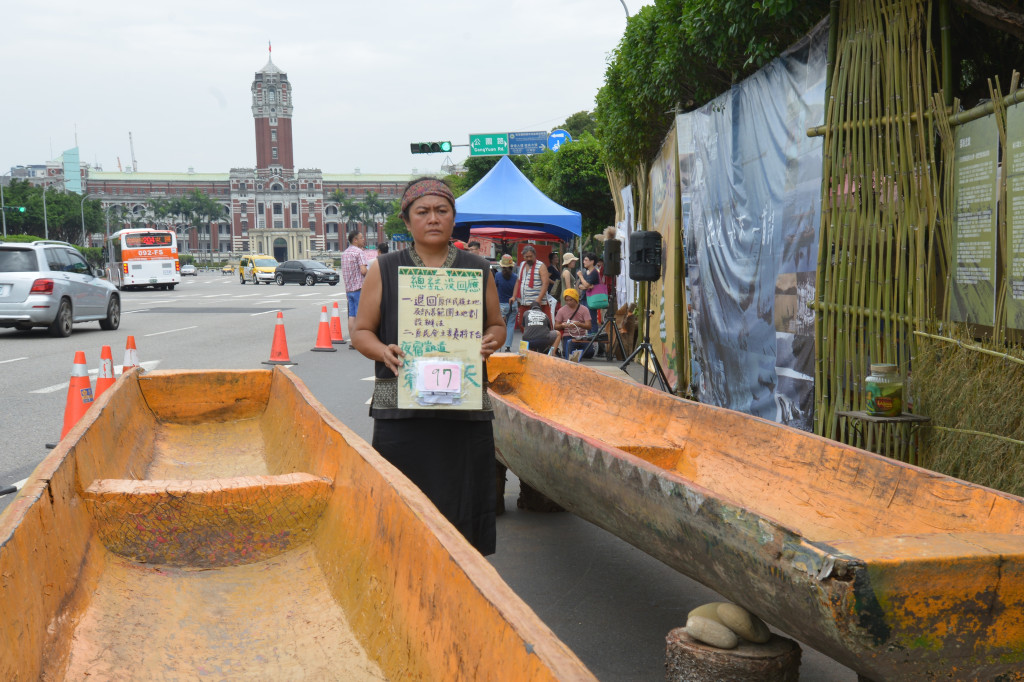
[401,179,455,214]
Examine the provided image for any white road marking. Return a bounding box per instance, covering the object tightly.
[361,376,375,381]
[30,360,162,393]
[0,357,28,365]
[251,309,282,316]
[365,398,372,405]
[145,326,198,337]
[123,308,150,314]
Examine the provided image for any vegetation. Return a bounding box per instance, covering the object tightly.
[0,179,106,244]
[595,0,830,175]
[329,190,402,241]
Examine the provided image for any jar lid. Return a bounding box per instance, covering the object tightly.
[869,363,898,374]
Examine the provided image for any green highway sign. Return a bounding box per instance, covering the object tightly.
[469,133,508,157]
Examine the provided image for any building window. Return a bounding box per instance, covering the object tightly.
[292,219,299,228]
[272,147,278,160]
[242,220,248,230]
[274,220,283,229]
[241,203,247,214]
[273,203,282,215]
[309,221,316,230]
[258,203,264,213]
[291,203,298,214]
[271,130,277,142]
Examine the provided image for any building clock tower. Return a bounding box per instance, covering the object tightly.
[252,50,294,174]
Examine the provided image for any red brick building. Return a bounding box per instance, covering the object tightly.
[83,55,425,261]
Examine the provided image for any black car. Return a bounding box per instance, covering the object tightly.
[274,260,340,286]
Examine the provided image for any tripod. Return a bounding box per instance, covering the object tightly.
[579,284,627,362]
[619,280,671,392]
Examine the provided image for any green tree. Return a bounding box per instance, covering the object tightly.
[559,111,598,140]
[545,134,614,241]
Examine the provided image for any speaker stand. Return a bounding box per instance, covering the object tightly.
[579,286,627,362]
[619,280,671,392]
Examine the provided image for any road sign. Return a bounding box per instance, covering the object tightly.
[508,131,548,156]
[393,233,413,242]
[469,133,508,156]
[548,129,573,152]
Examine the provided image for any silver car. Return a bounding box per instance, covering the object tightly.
[0,240,121,337]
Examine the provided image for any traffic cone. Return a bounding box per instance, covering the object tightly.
[311,306,337,352]
[60,352,94,440]
[329,301,347,345]
[122,336,140,375]
[263,311,296,365]
[95,345,116,399]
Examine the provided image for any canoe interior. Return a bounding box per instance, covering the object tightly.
[488,354,1024,547]
[487,353,1024,680]
[0,368,593,681]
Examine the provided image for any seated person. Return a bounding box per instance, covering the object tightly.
[554,289,594,360]
[521,301,559,354]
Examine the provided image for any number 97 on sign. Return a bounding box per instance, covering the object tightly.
[417,361,461,394]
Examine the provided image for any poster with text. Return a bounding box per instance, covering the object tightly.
[951,115,998,326]
[397,266,484,410]
[648,126,680,391]
[1006,104,1024,329]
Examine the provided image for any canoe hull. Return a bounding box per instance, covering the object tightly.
[0,367,594,681]
[488,353,1024,681]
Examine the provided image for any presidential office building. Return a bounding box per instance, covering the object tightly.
[83,55,425,262]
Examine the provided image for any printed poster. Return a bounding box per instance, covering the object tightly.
[1006,104,1024,329]
[649,126,680,391]
[950,115,998,326]
[397,266,484,410]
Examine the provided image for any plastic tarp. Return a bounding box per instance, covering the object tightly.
[454,156,582,242]
[680,20,827,431]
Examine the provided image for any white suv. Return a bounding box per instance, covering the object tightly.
[0,240,121,337]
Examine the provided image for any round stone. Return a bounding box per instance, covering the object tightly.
[685,615,739,649]
[687,601,729,625]
[717,603,771,643]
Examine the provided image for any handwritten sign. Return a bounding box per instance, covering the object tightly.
[397,266,483,409]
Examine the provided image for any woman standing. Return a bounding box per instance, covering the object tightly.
[576,251,601,334]
[352,178,506,555]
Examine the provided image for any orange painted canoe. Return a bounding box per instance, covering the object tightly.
[0,368,594,681]
[488,353,1024,681]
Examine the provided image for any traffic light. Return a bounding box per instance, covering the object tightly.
[1,206,25,212]
[410,141,452,154]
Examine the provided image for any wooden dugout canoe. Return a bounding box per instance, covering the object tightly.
[487,352,1024,681]
[0,367,594,681]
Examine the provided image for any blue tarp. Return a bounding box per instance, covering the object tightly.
[454,156,582,242]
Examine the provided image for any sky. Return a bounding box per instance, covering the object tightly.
[2,0,652,178]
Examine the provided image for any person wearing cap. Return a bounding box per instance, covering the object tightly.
[521,300,559,354]
[352,176,506,556]
[554,288,593,361]
[495,254,518,352]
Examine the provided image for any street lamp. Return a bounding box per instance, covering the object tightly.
[42,179,63,240]
[80,192,97,246]
[0,171,9,238]
[618,0,629,18]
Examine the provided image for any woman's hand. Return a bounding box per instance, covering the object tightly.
[380,343,405,376]
[480,332,501,361]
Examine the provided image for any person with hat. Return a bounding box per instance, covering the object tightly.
[559,252,579,313]
[495,254,518,352]
[554,287,593,361]
[352,176,506,556]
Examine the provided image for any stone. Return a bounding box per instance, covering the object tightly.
[717,603,771,644]
[685,615,739,650]
[687,602,730,625]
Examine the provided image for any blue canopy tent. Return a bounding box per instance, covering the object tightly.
[453,156,582,242]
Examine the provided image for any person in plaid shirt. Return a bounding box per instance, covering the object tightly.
[341,230,370,344]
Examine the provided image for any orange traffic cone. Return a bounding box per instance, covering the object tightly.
[263,311,296,365]
[95,345,116,399]
[122,335,140,375]
[311,306,337,352]
[60,351,94,439]
[329,301,347,345]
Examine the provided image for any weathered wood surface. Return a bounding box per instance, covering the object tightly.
[487,352,1024,681]
[0,367,594,681]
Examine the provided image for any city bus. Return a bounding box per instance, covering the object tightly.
[106,229,181,290]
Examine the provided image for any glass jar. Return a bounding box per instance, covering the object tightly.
[865,363,903,417]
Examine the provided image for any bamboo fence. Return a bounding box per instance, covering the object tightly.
[816,0,1024,480]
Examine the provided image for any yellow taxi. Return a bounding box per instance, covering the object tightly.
[239,255,279,285]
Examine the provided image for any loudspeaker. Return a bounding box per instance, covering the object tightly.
[602,238,621,277]
[628,231,662,282]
